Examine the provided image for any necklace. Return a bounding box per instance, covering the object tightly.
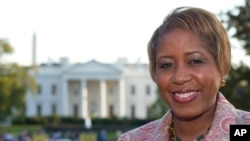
[168,119,210,141]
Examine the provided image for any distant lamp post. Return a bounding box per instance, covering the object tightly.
[84,117,92,129]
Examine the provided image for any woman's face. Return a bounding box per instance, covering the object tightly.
[155,28,221,120]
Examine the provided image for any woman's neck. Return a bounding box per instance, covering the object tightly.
[172,104,216,141]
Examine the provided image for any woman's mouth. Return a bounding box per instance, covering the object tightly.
[172,90,199,103]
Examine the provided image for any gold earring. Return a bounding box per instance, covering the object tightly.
[220,80,226,87]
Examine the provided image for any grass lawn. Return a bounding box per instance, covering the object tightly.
[0,125,43,136]
[106,130,119,141]
[0,125,119,141]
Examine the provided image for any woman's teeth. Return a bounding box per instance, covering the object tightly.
[174,91,196,99]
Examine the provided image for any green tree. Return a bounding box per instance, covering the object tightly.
[0,39,37,121]
[220,0,250,110]
[0,39,13,54]
[226,0,250,55]
[220,64,250,110]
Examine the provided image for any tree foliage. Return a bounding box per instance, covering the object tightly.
[0,39,37,121]
[0,39,13,57]
[220,0,250,110]
[220,65,250,110]
[226,0,250,54]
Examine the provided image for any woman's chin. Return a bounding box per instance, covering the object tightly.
[172,111,202,121]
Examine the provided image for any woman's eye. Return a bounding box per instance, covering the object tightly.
[189,59,203,64]
[160,63,173,68]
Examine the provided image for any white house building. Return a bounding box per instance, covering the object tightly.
[25,58,157,119]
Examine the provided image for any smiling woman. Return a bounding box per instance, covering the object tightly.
[155,28,221,122]
[117,7,250,141]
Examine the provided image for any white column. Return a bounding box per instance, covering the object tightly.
[81,79,89,118]
[62,79,69,116]
[26,92,36,116]
[119,79,126,118]
[100,79,107,118]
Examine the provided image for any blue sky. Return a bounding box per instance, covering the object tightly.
[0,0,247,66]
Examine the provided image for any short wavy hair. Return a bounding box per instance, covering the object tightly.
[147,7,231,81]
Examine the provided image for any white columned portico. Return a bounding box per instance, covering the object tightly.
[81,79,89,118]
[100,79,107,118]
[119,79,126,118]
[62,78,69,116]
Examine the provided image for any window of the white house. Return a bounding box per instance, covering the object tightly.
[73,89,79,95]
[38,85,41,94]
[109,86,114,95]
[51,84,57,95]
[131,105,135,119]
[131,85,136,95]
[73,104,78,117]
[109,105,114,117]
[147,105,150,118]
[73,85,79,95]
[52,104,57,115]
[37,104,41,116]
[146,85,150,95]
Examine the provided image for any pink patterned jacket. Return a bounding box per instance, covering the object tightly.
[117,93,250,141]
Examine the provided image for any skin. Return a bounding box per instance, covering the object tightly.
[155,28,222,140]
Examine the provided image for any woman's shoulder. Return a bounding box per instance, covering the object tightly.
[117,119,162,141]
[235,109,250,124]
[217,93,250,125]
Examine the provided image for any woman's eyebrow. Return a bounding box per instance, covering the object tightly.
[185,51,205,56]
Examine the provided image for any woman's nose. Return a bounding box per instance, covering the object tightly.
[171,65,192,85]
